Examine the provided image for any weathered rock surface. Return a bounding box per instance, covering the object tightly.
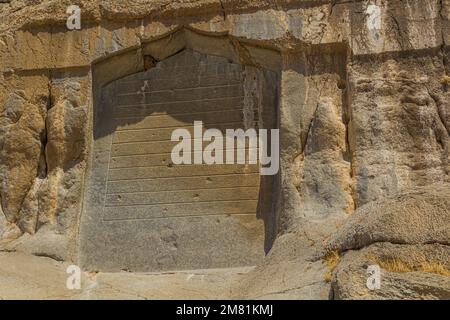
[327,183,450,253]
[0,0,449,299]
[0,251,251,299]
[231,229,332,300]
[325,184,450,300]
[331,243,450,300]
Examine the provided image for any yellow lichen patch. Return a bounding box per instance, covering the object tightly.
[441,75,450,86]
[366,255,450,277]
[371,257,414,273]
[324,250,340,282]
[420,262,450,277]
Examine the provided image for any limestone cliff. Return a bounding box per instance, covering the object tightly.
[0,0,449,299]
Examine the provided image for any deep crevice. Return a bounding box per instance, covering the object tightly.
[324,240,450,260]
[32,252,64,262]
[219,0,227,21]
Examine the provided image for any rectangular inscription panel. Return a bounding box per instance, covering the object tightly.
[80,50,274,272]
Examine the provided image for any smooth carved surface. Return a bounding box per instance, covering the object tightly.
[105,50,259,221]
[80,50,268,272]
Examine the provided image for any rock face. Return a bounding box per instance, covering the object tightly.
[327,183,450,253]
[0,251,251,299]
[325,184,450,300]
[0,0,449,299]
[331,243,450,300]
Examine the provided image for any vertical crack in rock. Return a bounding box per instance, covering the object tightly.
[438,0,449,82]
[436,0,450,139]
[328,1,337,17]
[41,71,52,180]
[219,0,227,21]
[301,78,323,155]
[230,38,260,68]
[424,82,449,180]
[425,86,449,138]
[16,70,53,235]
[390,15,409,50]
[341,54,356,213]
[439,0,445,45]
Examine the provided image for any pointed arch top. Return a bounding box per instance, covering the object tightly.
[92,26,283,87]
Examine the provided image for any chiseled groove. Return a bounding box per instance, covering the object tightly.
[115,121,256,132]
[112,136,255,145]
[106,185,259,196]
[117,63,240,82]
[108,171,260,182]
[106,183,260,195]
[104,198,258,208]
[102,212,257,222]
[110,147,258,157]
[117,83,242,97]
[110,149,257,159]
[112,121,245,134]
[118,77,241,87]
[111,146,258,154]
[115,94,244,107]
[112,108,245,121]
[117,83,242,96]
[108,163,259,172]
[108,170,259,182]
[117,76,241,87]
[114,109,240,121]
[107,172,259,183]
[112,105,244,119]
[109,162,259,170]
[113,96,245,109]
